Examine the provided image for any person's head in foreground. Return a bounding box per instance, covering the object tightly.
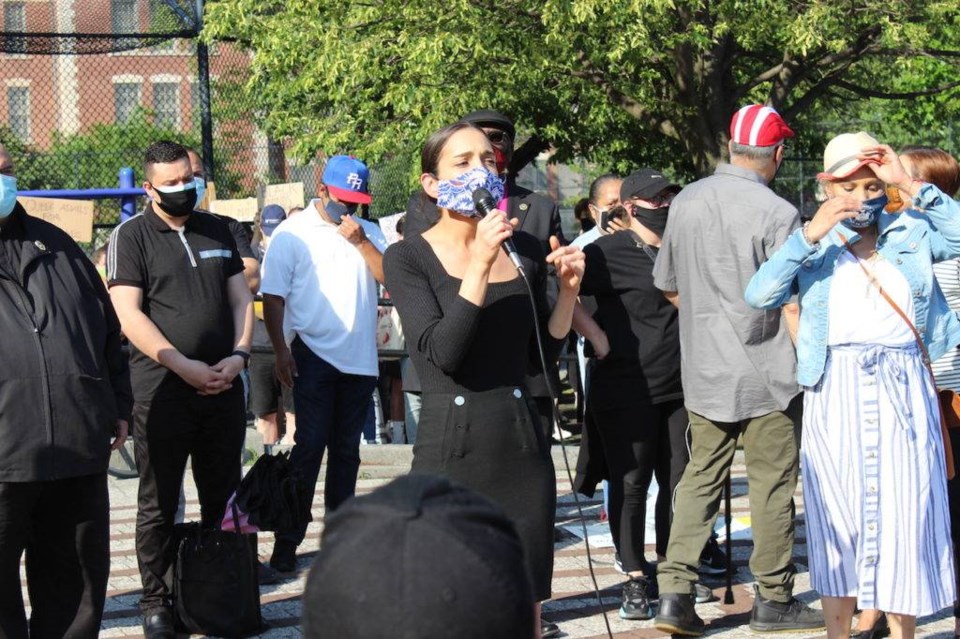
[302,474,534,639]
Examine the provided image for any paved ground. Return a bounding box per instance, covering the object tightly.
[27,441,957,638]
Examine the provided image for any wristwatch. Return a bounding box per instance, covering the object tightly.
[232,349,251,366]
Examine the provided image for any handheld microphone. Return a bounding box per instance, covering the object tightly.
[472,188,524,272]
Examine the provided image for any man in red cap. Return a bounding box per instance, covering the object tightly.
[651,105,824,635]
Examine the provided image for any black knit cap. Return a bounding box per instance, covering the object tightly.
[301,474,534,639]
[460,109,516,141]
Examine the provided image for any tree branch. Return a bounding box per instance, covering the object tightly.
[832,79,960,100]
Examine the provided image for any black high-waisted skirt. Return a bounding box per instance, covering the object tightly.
[412,386,556,601]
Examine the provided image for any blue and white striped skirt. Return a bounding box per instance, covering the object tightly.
[802,343,955,616]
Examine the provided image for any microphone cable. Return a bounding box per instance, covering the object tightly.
[514,261,616,639]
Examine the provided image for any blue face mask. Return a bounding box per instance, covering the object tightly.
[841,193,888,230]
[324,197,357,225]
[194,177,206,206]
[436,166,504,217]
[0,174,17,219]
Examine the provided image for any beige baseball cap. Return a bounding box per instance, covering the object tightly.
[817,132,882,180]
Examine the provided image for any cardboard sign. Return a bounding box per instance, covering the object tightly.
[17,196,94,243]
[263,182,305,213]
[209,198,258,222]
[198,181,217,211]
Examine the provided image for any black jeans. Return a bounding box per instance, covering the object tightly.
[0,474,110,639]
[277,338,377,546]
[588,393,687,575]
[134,382,246,612]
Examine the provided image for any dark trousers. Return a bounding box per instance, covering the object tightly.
[0,474,109,639]
[134,383,246,612]
[278,338,377,546]
[588,394,686,574]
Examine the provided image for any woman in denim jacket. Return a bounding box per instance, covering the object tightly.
[745,133,960,639]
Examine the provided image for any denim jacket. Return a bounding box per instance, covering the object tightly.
[745,184,960,387]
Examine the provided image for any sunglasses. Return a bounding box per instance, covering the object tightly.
[485,129,512,146]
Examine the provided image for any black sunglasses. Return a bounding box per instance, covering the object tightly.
[485,130,512,145]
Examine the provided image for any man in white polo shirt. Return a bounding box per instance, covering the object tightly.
[260,155,387,572]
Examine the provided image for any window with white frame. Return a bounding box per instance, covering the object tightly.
[111,0,137,34]
[114,82,142,123]
[7,86,31,142]
[3,2,27,54]
[153,82,180,128]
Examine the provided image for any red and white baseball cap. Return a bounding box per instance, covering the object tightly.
[729,104,795,147]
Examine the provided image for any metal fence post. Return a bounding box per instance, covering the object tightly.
[196,0,215,184]
[119,167,136,222]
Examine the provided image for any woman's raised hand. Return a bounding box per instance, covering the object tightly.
[547,236,585,293]
[861,144,913,192]
[471,210,517,267]
[805,195,862,244]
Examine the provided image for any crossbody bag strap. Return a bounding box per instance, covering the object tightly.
[836,233,934,372]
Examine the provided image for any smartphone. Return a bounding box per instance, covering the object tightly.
[600,205,628,233]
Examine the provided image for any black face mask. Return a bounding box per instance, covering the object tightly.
[633,206,669,237]
[153,186,197,218]
[324,198,357,224]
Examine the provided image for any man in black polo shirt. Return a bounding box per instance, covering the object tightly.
[108,141,254,639]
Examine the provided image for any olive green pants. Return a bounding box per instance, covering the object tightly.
[657,409,799,603]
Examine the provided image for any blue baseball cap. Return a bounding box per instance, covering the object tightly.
[322,155,372,204]
[260,204,286,236]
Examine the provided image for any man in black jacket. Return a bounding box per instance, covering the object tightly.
[0,143,132,638]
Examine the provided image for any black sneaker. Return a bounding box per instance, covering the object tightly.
[258,561,279,585]
[620,577,656,620]
[654,593,705,636]
[749,585,825,633]
[698,537,728,576]
[541,618,561,638]
[269,539,298,573]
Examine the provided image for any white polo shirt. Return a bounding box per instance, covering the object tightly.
[259,200,388,376]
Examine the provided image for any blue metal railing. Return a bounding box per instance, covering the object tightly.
[19,167,143,222]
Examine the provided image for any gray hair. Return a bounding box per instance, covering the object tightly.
[729,141,780,161]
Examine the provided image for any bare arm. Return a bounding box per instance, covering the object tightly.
[546,237,585,339]
[242,257,261,294]
[109,285,231,394]
[356,241,385,284]
[663,290,679,308]
[263,293,298,388]
[571,301,610,359]
[782,302,799,346]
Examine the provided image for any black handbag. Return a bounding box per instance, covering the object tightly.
[172,505,263,638]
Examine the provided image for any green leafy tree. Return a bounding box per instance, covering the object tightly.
[203,0,960,179]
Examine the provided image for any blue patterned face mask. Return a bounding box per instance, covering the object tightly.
[841,193,888,230]
[0,174,17,219]
[436,166,504,217]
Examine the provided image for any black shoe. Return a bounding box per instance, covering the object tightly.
[749,585,825,633]
[270,539,298,573]
[851,612,889,639]
[698,537,728,576]
[541,618,561,638]
[142,608,176,639]
[620,576,656,620]
[654,593,705,636]
[258,561,279,585]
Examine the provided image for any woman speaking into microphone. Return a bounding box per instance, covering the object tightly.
[383,121,583,632]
